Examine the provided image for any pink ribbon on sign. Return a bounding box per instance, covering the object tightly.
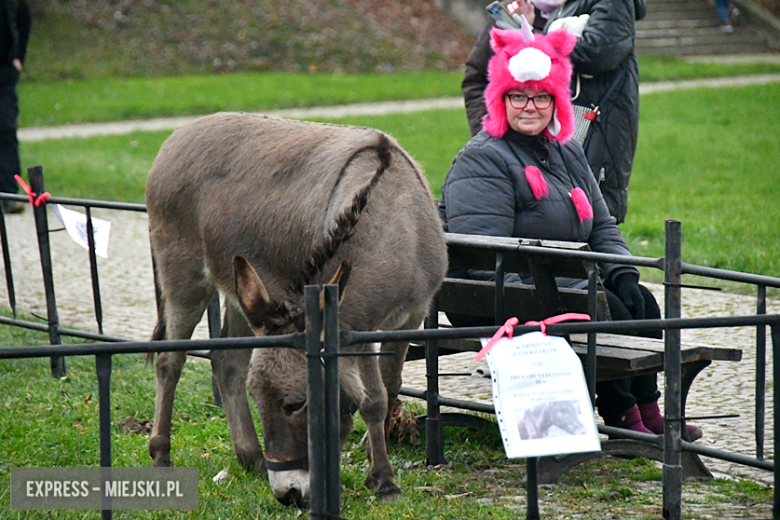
[15,175,50,207]
[525,312,591,335]
[474,313,592,362]
[474,317,518,362]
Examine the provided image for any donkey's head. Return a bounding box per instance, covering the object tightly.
[234,254,355,506]
[233,256,358,507]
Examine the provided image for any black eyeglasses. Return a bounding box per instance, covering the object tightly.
[505,93,554,110]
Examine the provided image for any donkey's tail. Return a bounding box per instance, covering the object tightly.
[145,315,166,366]
[146,244,167,366]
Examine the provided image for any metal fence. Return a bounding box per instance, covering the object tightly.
[2,166,780,520]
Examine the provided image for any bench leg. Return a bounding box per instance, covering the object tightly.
[680,360,711,440]
[678,359,715,480]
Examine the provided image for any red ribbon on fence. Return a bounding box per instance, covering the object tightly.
[474,313,591,362]
[15,174,51,206]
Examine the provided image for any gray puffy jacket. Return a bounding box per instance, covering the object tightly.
[438,130,638,288]
[462,0,646,223]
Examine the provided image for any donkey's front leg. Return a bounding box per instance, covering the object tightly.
[149,350,187,467]
[357,349,401,503]
[211,304,266,473]
[211,347,265,474]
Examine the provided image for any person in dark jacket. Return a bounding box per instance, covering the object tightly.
[0,0,31,214]
[462,0,645,224]
[440,25,701,439]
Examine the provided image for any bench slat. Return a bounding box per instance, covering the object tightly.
[432,337,663,379]
[438,278,610,322]
[569,333,743,363]
[447,235,594,279]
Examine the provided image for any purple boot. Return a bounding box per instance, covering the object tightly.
[638,400,703,441]
[607,405,654,434]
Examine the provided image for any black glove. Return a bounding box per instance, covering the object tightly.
[614,272,645,320]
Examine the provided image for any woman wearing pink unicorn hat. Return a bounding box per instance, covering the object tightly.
[438,23,701,440]
[462,0,645,225]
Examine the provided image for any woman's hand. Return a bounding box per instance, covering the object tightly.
[614,273,646,320]
[507,0,535,26]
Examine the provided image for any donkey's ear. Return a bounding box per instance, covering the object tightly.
[234,255,273,332]
[329,261,352,302]
[320,260,352,312]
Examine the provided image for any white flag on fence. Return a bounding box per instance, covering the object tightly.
[483,331,601,459]
[51,204,111,258]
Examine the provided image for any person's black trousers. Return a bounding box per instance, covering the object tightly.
[0,84,20,194]
[595,284,662,422]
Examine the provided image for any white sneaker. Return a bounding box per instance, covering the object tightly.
[720,22,735,33]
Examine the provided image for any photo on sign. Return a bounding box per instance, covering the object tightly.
[515,399,587,440]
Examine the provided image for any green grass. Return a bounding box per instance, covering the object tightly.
[623,82,780,276]
[19,72,465,128]
[1,326,772,519]
[637,55,780,82]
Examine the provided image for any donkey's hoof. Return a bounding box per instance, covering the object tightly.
[236,450,266,477]
[149,435,172,467]
[376,482,402,504]
[364,474,378,490]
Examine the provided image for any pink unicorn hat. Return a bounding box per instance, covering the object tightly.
[482,16,577,142]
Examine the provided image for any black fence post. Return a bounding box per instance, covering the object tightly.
[772,324,780,519]
[305,285,325,519]
[323,284,341,518]
[586,264,598,403]
[663,219,683,520]
[28,166,65,378]
[756,284,766,460]
[424,296,447,466]
[494,251,504,324]
[96,353,113,520]
[84,207,104,335]
[0,200,17,317]
[525,457,539,520]
[206,294,223,407]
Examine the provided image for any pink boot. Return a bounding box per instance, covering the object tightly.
[638,400,703,441]
[608,405,654,434]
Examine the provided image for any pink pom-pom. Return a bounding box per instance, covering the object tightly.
[524,166,548,200]
[570,187,593,222]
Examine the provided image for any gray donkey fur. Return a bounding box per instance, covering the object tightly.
[145,112,447,505]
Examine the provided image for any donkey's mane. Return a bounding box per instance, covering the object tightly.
[287,134,392,296]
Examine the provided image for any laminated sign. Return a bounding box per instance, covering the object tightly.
[51,204,111,258]
[482,332,601,459]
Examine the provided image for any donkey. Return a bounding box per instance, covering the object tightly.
[145,112,447,505]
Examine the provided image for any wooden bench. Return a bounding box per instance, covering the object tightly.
[402,233,743,483]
